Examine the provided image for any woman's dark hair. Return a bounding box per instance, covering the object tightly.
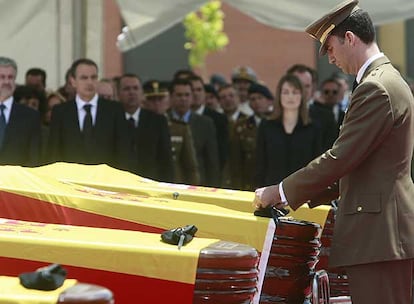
[272,74,310,125]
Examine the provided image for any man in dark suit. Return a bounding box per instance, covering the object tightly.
[118,74,173,182]
[318,77,346,136]
[168,78,220,187]
[255,1,414,303]
[0,57,41,166]
[189,75,229,175]
[48,58,130,170]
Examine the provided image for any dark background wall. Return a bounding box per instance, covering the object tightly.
[123,24,189,83]
[406,19,414,79]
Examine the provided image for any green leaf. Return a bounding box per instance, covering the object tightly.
[183,0,229,68]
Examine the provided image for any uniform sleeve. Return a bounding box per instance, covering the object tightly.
[284,82,394,210]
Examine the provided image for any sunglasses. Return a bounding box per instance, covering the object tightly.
[323,89,338,95]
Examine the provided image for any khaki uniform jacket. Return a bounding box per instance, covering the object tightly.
[231,115,259,191]
[168,118,200,185]
[283,56,414,267]
[222,112,248,189]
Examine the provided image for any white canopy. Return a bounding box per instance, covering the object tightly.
[116,0,414,51]
[1,0,413,88]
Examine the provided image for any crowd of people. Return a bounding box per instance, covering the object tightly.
[0,55,364,190]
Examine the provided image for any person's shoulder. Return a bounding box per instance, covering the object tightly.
[302,120,322,134]
[55,99,75,109]
[258,118,281,134]
[260,117,278,126]
[235,114,253,127]
[310,101,331,112]
[98,97,120,107]
[170,117,187,126]
[204,107,226,119]
[142,108,168,124]
[192,112,214,124]
[169,119,189,133]
[12,102,39,116]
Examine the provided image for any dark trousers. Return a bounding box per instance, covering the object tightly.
[346,259,413,304]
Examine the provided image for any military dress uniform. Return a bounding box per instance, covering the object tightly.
[168,117,200,185]
[278,1,414,303]
[222,111,248,189]
[143,80,200,185]
[232,116,259,191]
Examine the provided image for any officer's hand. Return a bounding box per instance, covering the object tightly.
[253,184,283,209]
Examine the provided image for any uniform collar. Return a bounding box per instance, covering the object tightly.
[356,52,384,84]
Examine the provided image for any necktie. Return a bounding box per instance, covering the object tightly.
[128,116,137,153]
[352,78,358,93]
[128,117,135,129]
[0,104,6,149]
[83,104,93,157]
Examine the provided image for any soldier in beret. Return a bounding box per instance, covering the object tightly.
[254,1,414,302]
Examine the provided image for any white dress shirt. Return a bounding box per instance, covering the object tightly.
[125,107,141,127]
[76,94,98,130]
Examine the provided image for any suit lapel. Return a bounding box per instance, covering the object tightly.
[61,100,82,135]
[3,102,22,144]
[94,98,105,131]
[136,109,149,141]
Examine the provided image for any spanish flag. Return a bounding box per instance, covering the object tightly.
[0,163,330,304]
[0,218,220,303]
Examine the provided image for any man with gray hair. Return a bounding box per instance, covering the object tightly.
[0,56,41,166]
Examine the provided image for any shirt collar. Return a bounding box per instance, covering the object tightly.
[125,107,141,122]
[76,93,98,110]
[230,110,241,122]
[194,104,205,115]
[0,96,13,109]
[254,115,261,126]
[171,109,191,123]
[356,52,385,84]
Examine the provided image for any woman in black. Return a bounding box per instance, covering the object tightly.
[256,74,323,187]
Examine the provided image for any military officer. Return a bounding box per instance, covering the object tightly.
[143,80,200,185]
[231,83,273,190]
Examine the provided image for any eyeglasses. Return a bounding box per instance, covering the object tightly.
[323,89,338,95]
